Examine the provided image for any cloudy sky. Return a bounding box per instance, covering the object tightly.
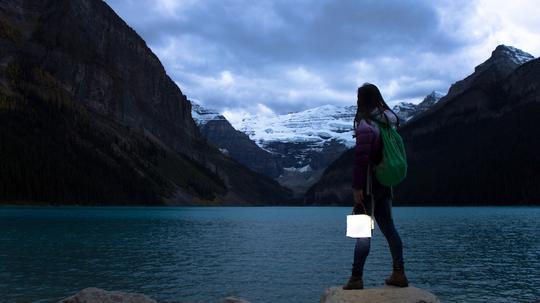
[105,0,539,124]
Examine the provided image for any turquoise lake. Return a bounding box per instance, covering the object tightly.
[0,206,539,303]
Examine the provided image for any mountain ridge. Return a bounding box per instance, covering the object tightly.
[305,45,540,205]
[192,91,444,195]
[0,0,292,205]
[191,101,283,178]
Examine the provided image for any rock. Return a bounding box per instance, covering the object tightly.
[58,287,157,303]
[224,296,250,303]
[320,286,440,303]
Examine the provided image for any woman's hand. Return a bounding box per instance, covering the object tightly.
[353,189,366,214]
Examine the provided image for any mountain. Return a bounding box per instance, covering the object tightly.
[442,45,534,102]
[305,45,539,205]
[0,0,291,205]
[235,105,358,167]
[233,105,357,194]
[392,102,417,122]
[229,96,442,195]
[191,102,282,178]
[392,91,445,123]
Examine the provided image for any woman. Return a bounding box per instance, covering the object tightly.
[342,83,409,290]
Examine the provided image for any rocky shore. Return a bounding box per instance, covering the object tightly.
[58,288,250,303]
[58,286,440,303]
[320,286,440,303]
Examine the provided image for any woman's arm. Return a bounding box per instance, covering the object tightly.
[352,120,376,192]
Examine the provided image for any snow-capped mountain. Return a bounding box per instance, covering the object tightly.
[232,105,357,194]
[191,102,227,125]
[236,91,445,160]
[393,102,417,122]
[478,45,534,68]
[305,44,539,205]
[192,92,444,194]
[393,91,445,122]
[444,45,534,102]
[191,101,283,178]
[237,105,358,150]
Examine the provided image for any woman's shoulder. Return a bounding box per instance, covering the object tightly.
[376,109,398,128]
[355,119,379,134]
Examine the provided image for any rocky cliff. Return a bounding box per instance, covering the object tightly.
[192,102,283,178]
[0,0,291,205]
[305,45,540,205]
[392,91,445,123]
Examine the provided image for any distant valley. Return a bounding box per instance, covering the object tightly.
[192,91,443,196]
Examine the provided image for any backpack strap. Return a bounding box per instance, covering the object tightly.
[366,164,375,229]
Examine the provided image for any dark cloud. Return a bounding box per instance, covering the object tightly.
[104,0,498,118]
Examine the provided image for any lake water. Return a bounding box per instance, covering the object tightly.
[0,206,539,303]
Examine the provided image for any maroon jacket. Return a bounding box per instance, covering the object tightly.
[352,108,399,191]
[352,119,382,191]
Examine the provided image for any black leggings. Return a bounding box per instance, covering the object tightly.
[351,180,404,277]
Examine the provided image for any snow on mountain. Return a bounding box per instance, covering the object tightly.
[496,45,535,65]
[444,45,534,103]
[416,91,445,111]
[392,102,417,122]
[190,101,226,125]
[474,45,534,76]
[194,89,447,158]
[234,104,358,150]
[392,91,445,123]
[190,101,283,178]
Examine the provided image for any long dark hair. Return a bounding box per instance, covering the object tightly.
[353,83,399,130]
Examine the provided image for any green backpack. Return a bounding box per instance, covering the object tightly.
[373,119,407,186]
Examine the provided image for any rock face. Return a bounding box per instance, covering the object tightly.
[392,91,445,123]
[304,148,356,205]
[392,102,417,123]
[441,45,534,103]
[59,288,157,303]
[305,45,540,205]
[230,96,442,195]
[192,102,283,178]
[0,0,292,205]
[230,105,355,195]
[396,46,540,205]
[320,286,440,303]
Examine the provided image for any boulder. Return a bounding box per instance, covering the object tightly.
[58,287,157,303]
[224,297,251,303]
[320,286,440,303]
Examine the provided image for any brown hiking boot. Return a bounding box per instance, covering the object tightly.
[385,265,409,287]
[342,275,363,290]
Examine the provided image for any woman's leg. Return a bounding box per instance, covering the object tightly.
[373,186,409,286]
[351,195,374,277]
[352,237,370,277]
[344,196,373,289]
[374,189,404,268]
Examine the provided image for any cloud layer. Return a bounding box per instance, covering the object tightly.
[105,0,540,121]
